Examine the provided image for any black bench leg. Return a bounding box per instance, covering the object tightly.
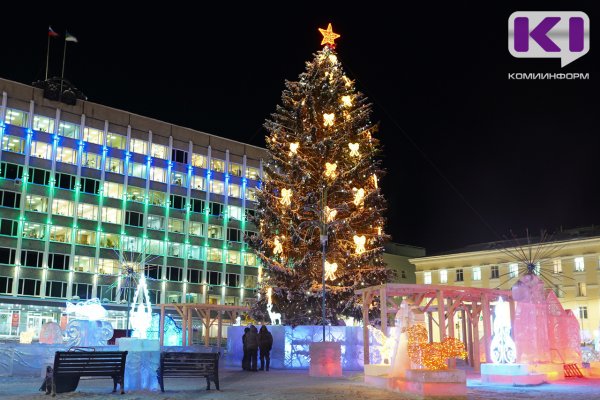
[158,374,165,393]
[206,376,211,390]
[120,375,125,394]
[215,374,220,391]
[112,377,117,393]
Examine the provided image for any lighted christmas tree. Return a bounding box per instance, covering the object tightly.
[248,24,390,325]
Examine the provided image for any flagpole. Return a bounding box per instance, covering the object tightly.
[45,34,50,81]
[60,33,67,101]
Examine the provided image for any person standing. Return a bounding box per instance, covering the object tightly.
[246,325,259,371]
[258,325,273,371]
[241,327,250,370]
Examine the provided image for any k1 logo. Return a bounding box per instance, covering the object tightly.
[508,12,589,67]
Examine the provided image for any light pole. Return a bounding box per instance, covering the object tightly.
[320,232,327,341]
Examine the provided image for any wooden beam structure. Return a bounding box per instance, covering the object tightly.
[355,283,511,366]
[157,303,249,347]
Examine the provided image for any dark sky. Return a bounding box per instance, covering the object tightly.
[1,3,598,253]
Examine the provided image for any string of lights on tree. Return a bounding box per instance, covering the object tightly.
[247,24,390,325]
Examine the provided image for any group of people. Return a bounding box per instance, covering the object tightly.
[242,325,273,371]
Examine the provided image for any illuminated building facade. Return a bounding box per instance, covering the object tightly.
[0,77,266,337]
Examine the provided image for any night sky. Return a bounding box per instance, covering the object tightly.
[1,3,598,253]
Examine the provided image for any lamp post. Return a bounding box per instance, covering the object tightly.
[320,232,327,341]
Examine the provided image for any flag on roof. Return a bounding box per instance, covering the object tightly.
[48,27,59,38]
[65,32,78,43]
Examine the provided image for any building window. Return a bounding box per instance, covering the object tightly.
[46,281,68,298]
[106,132,126,150]
[99,233,120,249]
[81,178,100,194]
[105,157,124,174]
[208,270,221,286]
[227,228,241,242]
[456,269,464,282]
[104,182,123,199]
[56,146,77,164]
[211,159,225,173]
[149,166,166,183]
[401,270,407,279]
[0,190,21,208]
[579,306,588,319]
[171,148,188,164]
[490,265,499,279]
[98,259,119,275]
[187,268,202,284]
[1,135,25,153]
[73,256,93,272]
[0,247,16,265]
[56,173,76,190]
[147,215,165,231]
[210,202,223,216]
[227,250,240,265]
[166,266,183,282]
[574,257,585,272]
[58,121,79,138]
[0,219,18,237]
[48,254,70,270]
[102,207,122,225]
[30,141,52,159]
[0,276,13,294]
[191,175,205,191]
[578,282,587,297]
[226,273,240,287]
[208,225,223,239]
[246,187,257,201]
[4,108,28,127]
[25,195,49,213]
[171,172,186,186]
[244,253,257,267]
[18,279,41,296]
[83,127,103,145]
[210,180,224,195]
[152,143,168,159]
[246,167,259,180]
[33,115,55,133]
[75,230,96,246]
[22,223,45,240]
[82,152,101,169]
[167,243,182,257]
[0,162,24,180]
[509,263,519,278]
[472,266,481,281]
[77,203,98,220]
[439,269,447,284]
[49,226,71,243]
[130,138,148,155]
[229,163,242,177]
[145,264,162,280]
[229,183,241,198]
[168,218,184,233]
[128,162,147,179]
[72,283,93,300]
[149,190,166,206]
[21,251,43,268]
[28,168,50,185]
[125,211,143,227]
[189,245,203,260]
[228,205,242,220]
[424,271,432,285]
[169,195,185,209]
[553,259,562,274]
[192,153,206,168]
[245,274,258,289]
[146,239,164,255]
[208,248,222,263]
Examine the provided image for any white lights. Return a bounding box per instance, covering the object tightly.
[490,297,517,364]
[353,235,366,255]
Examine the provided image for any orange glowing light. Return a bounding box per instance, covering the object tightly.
[319,23,341,47]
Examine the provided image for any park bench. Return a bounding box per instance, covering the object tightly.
[157,352,220,392]
[44,350,128,396]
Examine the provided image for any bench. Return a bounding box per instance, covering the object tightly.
[45,350,128,396]
[157,352,220,392]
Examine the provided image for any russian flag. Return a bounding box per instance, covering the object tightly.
[48,26,59,38]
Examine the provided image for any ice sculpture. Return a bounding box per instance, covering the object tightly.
[546,290,582,364]
[64,298,113,346]
[512,274,551,363]
[390,302,411,377]
[130,275,153,339]
[39,322,63,344]
[490,297,516,363]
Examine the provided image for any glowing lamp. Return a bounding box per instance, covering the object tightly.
[353,235,366,255]
[324,261,338,280]
[348,142,359,157]
[289,142,299,155]
[280,188,292,206]
[323,113,335,127]
[324,162,337,179]
[273,237,283,255]
[352,187,365,207]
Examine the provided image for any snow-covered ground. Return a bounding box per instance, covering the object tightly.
[2,369,600,399]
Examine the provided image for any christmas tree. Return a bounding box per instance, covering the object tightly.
[248,24,389,325]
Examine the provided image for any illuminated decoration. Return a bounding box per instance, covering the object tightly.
[341,95,353,108]
[289,142,299,155]
[377,226,382,236]
[324,206,337,222]
[318,23,341,47]
[267,286,273,305]
[129,274,153,339]
[323,113,335,127]
[267,303,282,325]
[258,264,263,283]
[324,261,338,280]
[273,236,283,255]
[65,298,107,321]
[324,162,337,179]
[368,325,395,364]
[353,235,366,255]
[280,188,293,206]
[19,329,35,344]
[490,297,517,364]
[348,142,359,157]
[372,174,378,189]
[342,75,352,87]
[328,54,338,64]
[352,187,365,207]
[407,324,467,370]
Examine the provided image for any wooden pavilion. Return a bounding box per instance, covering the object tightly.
[157,303,249,348]
[355,283,513,372]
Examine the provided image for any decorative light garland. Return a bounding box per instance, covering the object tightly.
[407,325,467,370]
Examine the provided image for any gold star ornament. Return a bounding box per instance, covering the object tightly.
[319,23,340,47]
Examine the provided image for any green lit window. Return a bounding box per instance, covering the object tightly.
[75,229,96,246]
[207,248,222,263]
[167,243,182,257]
[104,182,123,199]
[30,141,52,159]
[244,274,258,289]
[1,135,25,153]
[208,225,223,240]
[52,198,74,216]
[147,214,165,231]
[189,221,204,236]
[122,236,141,252]
[130,138,148,155]
[58,121,79,138]
[229,163,242,177]
[0,219,18,236]
[106,132,125,150]
[82,152,101,169]
[228,205,242,220]
[149,166,166,183]
[226,250,240,265]
[56,146,77,164]
[190,175,205,191]
[171,148,187,164]
[49,226,71,243]
[244,253,257,267]
[189,245,202,260]
[0,190,21,208]
[83,127,104,145]
[168,218,184,233]
[4,108,28,127]
[149,190,166,206]
[246,167,259,180]
[127,186,144,202]
[101,207,122,224]
[192,153,206,168]
[98,259,119,275]
[245,187,257,201]
[77,203,98,220]
[105,157,124,174]
[228,183,241,198]
[0,162,23,180]
[25,195,48,213]
[128,162,147,178]
[33,115,55,133]
[151,143,168,159]
[147,239,164,255]
[73,256,93,272]
[210,158,225,173]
